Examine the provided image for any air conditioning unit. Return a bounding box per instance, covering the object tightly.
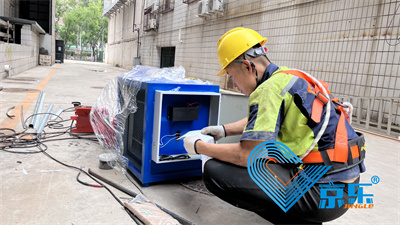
[196,0,210,18]
[197,1,204,17]
[208,0,225,14]
[152,2,159,13]
[149,19,157,29]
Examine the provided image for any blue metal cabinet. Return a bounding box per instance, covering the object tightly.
[121,81,220,186]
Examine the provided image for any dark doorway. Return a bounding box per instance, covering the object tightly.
[160,47,175,68]
[14,24,22,44]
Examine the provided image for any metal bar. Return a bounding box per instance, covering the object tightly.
[34,92,46,129]
[36,104,53,134]
[29,91,43,127]
[365,98,371,129]
[377,99,383,129]
[50,108,63,120]
[20,105,26,129]
[349,97,354,124]
[88,168,194,225]
[7,21,9,43]
[387,99,393,136]
[357,98,362,125]
[88,168,137,197]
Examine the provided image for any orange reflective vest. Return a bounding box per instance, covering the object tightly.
[281,70,366,173]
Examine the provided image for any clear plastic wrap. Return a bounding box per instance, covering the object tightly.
[124,194,181,225]
[89,65,211,170]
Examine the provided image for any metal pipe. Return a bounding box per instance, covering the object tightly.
[387,99,394,136]
[34,92,46,129]
[36,104,53,134]
[132,0,136,32]
[136,28,140,57]
[88,168,194,225]
[20,105,27,129]
[29,91,43,127]
[50,108,63,120]
[89,168,137,197]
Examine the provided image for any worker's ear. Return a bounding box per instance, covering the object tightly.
[242,60,252,73]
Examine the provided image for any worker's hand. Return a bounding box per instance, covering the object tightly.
[183,135,202,155]
[201,125,226,141]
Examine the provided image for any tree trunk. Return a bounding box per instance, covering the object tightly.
[92,46,96,62]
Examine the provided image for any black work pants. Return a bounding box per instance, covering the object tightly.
[203,159,359,225]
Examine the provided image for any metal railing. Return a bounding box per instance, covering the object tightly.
[337,96,400,138]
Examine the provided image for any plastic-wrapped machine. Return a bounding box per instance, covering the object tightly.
[90,65,211,170]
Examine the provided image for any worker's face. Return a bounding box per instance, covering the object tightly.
[225,61,257,96]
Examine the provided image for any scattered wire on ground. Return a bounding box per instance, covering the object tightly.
[76,166,102,188]
[0,107,143,224]
[124,171,146,196]
[40,146,142,224]
[6,106,16,118]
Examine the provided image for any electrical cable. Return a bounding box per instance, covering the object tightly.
[159,154,190,161]
[159,132,181,148]
[0,128,18,136]
[159,136,177,148]
[46,119,73,129]
[123,170,146,196]
[0,107,143,224]
[186,102,199,107]
[384,2,400,46]
[62,106,76,113]
[38,145,142,224]
[23,112,64,128]
[76,166,102,188]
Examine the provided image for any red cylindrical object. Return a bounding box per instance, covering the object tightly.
[71,107,94,133]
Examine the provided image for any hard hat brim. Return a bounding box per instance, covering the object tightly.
[217,68,226,76]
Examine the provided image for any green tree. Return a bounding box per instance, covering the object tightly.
[55,0,66,25]
[55,0,108,61]
[80,0,108,61]
[55,0,79,51]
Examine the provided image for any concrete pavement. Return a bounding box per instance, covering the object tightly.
[0,60,399,225]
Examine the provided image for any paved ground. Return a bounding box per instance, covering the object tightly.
[0,60,399,225]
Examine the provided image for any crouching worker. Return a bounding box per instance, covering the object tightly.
[183,27,366,225]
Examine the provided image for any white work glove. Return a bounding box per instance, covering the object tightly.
[183,135,202,155]
[201,125,226,141]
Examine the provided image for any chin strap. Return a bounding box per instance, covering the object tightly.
[249,61,261,87]
[232,46,269,87]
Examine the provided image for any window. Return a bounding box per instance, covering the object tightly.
[160,0,175,13]
[160,47,175,68]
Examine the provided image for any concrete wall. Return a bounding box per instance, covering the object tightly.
[107,0,400,96]
[40,34,52,55]
[107,0,143,69]
[0,24,40,79]
[0,0,19,17]
[0,0,55,80]
[0,1,3,15]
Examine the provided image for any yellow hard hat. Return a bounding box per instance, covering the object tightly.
[217,27,267,75]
